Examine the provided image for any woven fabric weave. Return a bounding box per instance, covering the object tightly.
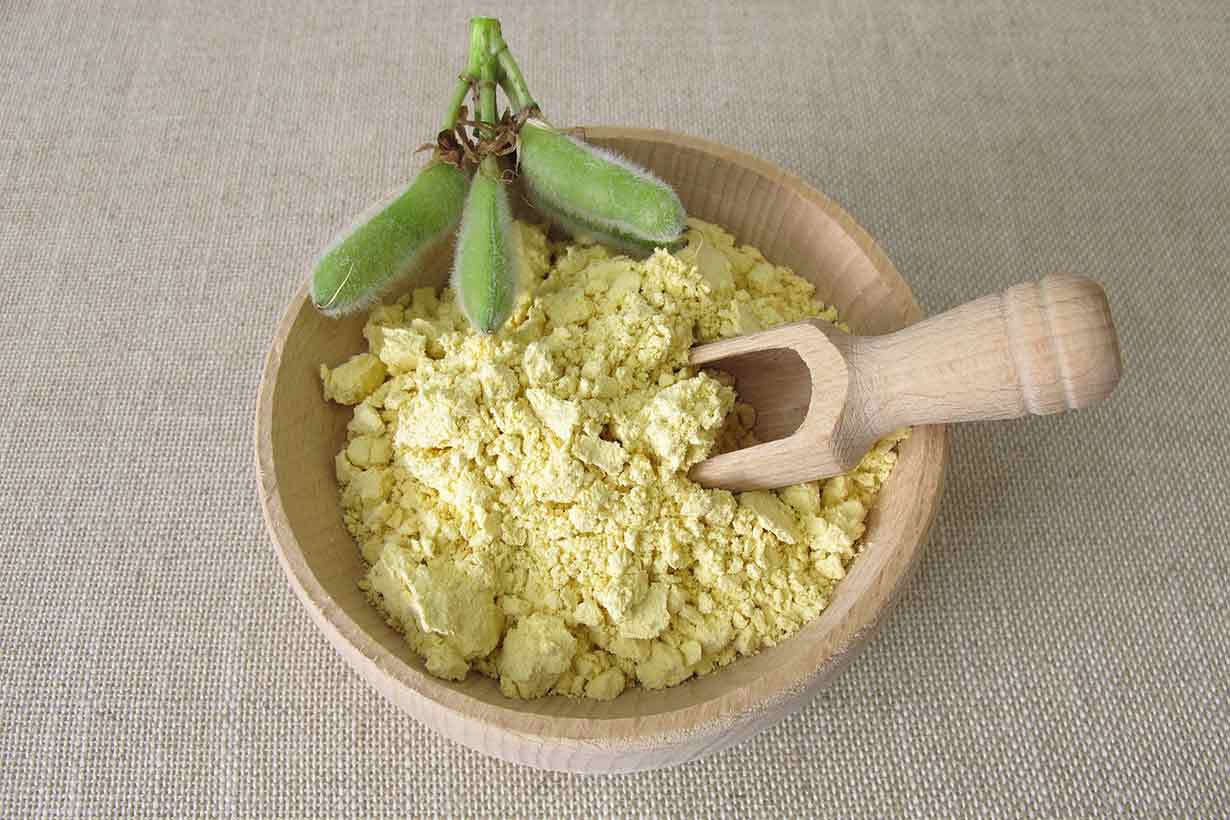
[1,1,1226,815]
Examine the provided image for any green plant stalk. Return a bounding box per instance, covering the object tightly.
[478,77,497,126]
[441,76,471,131]
[466,17,502,129]
[494,44,537,114]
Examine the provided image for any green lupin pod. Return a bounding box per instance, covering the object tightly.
[310,160,468,317]
[526,188,684,258]
[517,119,686,245]
[453,156,519,333]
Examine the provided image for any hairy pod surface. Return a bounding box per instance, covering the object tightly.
[310,161,468,316]
[453,158,518,333]
[518,120,686,245]
[524,188,684,258]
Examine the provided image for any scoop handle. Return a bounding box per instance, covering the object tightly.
[851,274,1121,430]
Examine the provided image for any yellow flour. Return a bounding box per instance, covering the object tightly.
[320,218,907,700]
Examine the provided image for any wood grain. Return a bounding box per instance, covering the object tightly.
[690,274,1121,491]
[255,127,948,772]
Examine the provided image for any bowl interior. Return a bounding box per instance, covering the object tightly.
[258,128,945,741]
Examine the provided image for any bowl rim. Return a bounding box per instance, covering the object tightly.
[256,126,947,749]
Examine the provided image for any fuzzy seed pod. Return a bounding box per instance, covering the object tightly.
[453,156,519,333]
[311,161,468,317]
[525,189,684,258]
[518,120,686,247]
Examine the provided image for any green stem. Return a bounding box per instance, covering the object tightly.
[494,44,537,114]
[478,78,497,125]
[441,75,470,131]
[466,17,502,126]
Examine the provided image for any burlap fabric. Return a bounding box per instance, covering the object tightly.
[1,1,1225,815]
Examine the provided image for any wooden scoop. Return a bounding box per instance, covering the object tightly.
[689,274,1121,491]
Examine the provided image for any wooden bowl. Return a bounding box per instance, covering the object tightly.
[256,128,947,773]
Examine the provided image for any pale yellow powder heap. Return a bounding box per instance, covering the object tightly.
[320,218,907,700]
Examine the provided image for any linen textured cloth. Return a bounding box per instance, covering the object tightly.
[2,1,1226,816]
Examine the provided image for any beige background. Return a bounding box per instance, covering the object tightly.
[2,0,1226,816]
